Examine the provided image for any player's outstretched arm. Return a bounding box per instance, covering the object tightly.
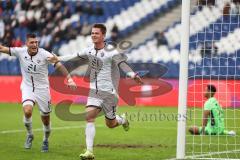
[119,61,143,85]
[47,54,79,63]
[0,44,10,55]
[54,62,77,90]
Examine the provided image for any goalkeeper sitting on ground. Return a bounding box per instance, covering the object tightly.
[189,84,236,136]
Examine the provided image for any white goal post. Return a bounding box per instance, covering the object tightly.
[176,0,240,159]
[176,0,190,159]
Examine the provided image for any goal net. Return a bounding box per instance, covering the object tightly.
[182,0,240,159]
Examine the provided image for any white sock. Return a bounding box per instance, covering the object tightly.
[43,123,51,141]
[85,122,95,152]
[23,116,33,135]
[116,115,126,125]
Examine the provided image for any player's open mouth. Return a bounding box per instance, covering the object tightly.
[31,48,38,53]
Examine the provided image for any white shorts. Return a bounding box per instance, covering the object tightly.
[21,87,51,116]
[87,91,118,120]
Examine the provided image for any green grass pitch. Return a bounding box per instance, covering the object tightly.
[0,103,240,160]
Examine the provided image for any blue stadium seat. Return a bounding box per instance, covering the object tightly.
[197,33,205,41]
[8,59,20,75]
[219,57,227,66]
[0,59,9,75]
[230,23,238,31]
[211,66,220,76]
[222,31,228,37]
[223,16,230,23]
[188,62,195,78]
[228,66,236,76]
[222,23,230,32]
[214,24,221,32]
[206,24,214,32]
[164,62,178,78]
[213,32,221,40]
[221,53,229,58]
[190,35,197,42]
[189,43,196,51]
[203,58,211,66]
[219,66,227,76]
[237,51,240,57]
[230,15,238,23]
[203,66,210,76]
[212,58,220,66]
[48,65,55,75]
[195,67,203,77]
[89,16,97,24]
[227,58,236,65]
[236,67,240,76]
[66,1,75,14]
[206,33,213,40]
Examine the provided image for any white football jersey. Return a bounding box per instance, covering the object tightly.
[10,47,53,91]
[80,44,126,94]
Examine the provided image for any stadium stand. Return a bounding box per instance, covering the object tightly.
[126,0,240,78]
[0,0,180,75]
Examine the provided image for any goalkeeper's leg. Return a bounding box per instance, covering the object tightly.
[189,126,201,135]
[223,129,236,136]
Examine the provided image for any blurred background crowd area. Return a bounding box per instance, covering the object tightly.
[1,0,106,51]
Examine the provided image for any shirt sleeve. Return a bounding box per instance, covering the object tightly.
[112,52,136,77]
[77,49,89,60]
[42,49,55,65]
[112,52,128,65]
[204,99,212,110]
[9,47,22,57]
[58,51,88,62]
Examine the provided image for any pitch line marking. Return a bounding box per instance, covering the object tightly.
[0,126,174,134]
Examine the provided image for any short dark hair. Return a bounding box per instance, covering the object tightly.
[207,84,216,93]
[92,23,107,34]
[27,33,37,39]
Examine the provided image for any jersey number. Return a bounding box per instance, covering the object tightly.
[27,64,37,72]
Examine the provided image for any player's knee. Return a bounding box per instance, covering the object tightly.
[86,114,99,122]
[85,114,96,122]
[42,119,50,126]
[25,111,32,117]
[105,121,117,128]
[106,123,115,128]
[24,107,32,118]
[41,115,50,125]
[86,117,95,123]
